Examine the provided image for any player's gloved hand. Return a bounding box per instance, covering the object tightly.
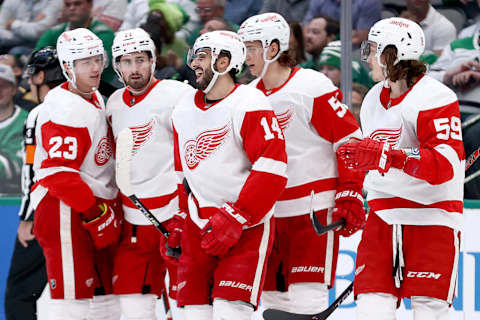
[160,211,186,261]
[337,138,406,174]
[82,202,121,249]
[332,188,366,237]
[201,202,250,256]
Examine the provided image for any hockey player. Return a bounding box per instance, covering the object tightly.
[238,13,365,314]
[4,46,65,320]
[171,30,288,320]
[106,28,194,319]
[30,28,121,320]
[338,17,465,320]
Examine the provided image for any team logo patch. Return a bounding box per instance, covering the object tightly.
[131,120,154,155]
[276,108,294,131]
[95,135,113,166]
[50,279,56,289]
[355,264,365,276]
[184,124,231,170]
[177,281,186,291]
[85,278,94,287]
[370,127,402,147]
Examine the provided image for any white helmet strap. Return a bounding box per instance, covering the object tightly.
[202,51,232,94]
[260,42,282,79]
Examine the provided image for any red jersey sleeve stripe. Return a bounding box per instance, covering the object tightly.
[311,90,361,143]
[236,109,288,223]
[39,171,95,212]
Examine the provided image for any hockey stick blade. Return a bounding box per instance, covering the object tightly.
[262,282,354,320]
[310,210,345,235]
[116,128,181,258]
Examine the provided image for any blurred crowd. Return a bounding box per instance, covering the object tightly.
[0,0,479,198]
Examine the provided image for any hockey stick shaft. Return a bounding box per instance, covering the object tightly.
[311,213,345,235]
[262,282,354,320]
[309,191,346,235]
[116,128,181,257]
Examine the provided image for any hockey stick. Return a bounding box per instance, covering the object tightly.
[308,191,345,235]
[116,127,181,258]
[262,282,354,320]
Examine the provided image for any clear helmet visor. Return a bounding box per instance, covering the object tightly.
[186,47,211,71]
[360,40,378,62]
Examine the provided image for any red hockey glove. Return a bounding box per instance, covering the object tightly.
[200,202,250,256]
[160,211,186,261]
[332,188,366,237]
[82,203,121,249]
[337,138,406,174]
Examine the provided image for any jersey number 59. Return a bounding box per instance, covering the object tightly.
[49,136,78,160]
[433,117,461,141]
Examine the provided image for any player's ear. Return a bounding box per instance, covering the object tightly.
[267,42,280,60]
[215,55,230,73]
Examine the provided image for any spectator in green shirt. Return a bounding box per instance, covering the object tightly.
[0,64,28,194]
[35,0,117,88]
[317,40,374,89]
[186,0,238,46]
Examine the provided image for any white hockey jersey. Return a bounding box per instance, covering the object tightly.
[361,75,465,230]
[106,79,194,225]
[250,67,362,217]
[32,82,117,212]
[171,84,288,229]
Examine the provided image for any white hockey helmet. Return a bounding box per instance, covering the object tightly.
[238,12,290,56]
[112,28,156,83]
[57,28,106,88]
[238,13,290,78]
[187,30,246,93]
[361,17,425,66]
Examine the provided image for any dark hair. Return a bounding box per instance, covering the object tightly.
[144,10,173,44]
[271,39,295,67]
[206,17,234,32]
[382,45,426,87]
[312,14,340,38]
[288,21,306,65]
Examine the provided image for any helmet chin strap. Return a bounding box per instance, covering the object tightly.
[202,72,219,94]
[202,57,229,94]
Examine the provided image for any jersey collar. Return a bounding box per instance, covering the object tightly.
[122,79,161,107]
[60,82,102,109]
[194,83,241,111]
[379,74,425,110]
[256,67,300,96]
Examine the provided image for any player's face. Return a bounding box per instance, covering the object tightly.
[319,65,341,87]
[64,0,92,25]
[365,42,385,82]
[190,48,214,91]
[244,41,265,77]
[0,78,15,108]
[118,51,153,90]
[72,54,103,92]
[304,17,329,56]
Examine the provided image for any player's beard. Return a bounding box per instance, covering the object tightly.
[196,67,214,91]
[127,70,151,90]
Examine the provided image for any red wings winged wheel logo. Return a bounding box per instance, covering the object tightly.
[184,124,231,170]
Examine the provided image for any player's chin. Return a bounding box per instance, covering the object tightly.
[248,65,259,76]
